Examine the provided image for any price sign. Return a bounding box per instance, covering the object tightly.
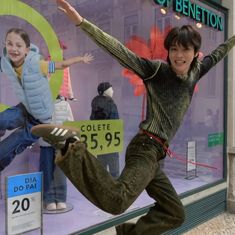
[6,172,42,235]
[64,120,124,155]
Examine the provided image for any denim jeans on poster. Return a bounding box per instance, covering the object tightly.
[0,103,40,171]
[40,146,67,203]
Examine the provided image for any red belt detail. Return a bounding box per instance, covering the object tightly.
[140,129,217,170]
[141,130,173,158]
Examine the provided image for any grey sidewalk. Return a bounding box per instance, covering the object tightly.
[183,212,235,235]
[95,212,235,235]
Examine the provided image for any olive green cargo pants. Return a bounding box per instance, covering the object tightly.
[56,133,185,235]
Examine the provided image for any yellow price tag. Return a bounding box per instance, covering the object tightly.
[64,120,124,155]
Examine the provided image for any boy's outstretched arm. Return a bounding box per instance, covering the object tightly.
[55,53,94,70]
[56,0,161,80]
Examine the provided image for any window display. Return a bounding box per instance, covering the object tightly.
[0,0,226,234]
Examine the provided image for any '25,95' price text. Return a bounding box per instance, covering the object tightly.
[64,120,123,155]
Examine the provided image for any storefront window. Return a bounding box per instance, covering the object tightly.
[0,0,226,234]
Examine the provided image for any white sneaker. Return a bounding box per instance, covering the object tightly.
[46,202,57,211]
[57,202,67,210]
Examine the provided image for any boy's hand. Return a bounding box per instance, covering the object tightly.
[57,0,83,26]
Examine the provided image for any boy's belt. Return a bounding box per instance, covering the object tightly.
[139,129,172,157]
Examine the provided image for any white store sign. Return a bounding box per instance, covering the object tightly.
[187,141,196,172]
[6,172,42,235]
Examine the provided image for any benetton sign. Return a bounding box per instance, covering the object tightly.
[153,0,223,31]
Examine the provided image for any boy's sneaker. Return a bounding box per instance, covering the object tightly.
[31,124,80,150]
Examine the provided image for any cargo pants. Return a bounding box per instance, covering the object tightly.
[56,133,185,235]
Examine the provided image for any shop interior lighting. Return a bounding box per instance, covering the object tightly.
[196,22,202,29]
[174,13,181,20]
[160,7,167,15]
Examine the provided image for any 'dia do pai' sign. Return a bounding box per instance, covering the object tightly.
[6,172,42,235]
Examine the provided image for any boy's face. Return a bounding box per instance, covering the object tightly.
[168,43,198,76]
[5,32,30,67]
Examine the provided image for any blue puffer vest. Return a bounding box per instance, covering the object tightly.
[0,44,53,123]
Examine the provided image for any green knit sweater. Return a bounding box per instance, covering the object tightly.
[81,19,235,142]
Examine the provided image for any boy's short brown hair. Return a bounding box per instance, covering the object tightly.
[164,25,201,66]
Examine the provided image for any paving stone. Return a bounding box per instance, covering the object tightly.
[183,212,235,234]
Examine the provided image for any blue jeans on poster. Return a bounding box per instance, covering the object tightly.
[40,146,67,204]
[0,103,40,171]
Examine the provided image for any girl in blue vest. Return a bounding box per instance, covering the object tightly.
[0,28,93,171]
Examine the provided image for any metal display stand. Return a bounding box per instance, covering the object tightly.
[43,202,73,214]
[185,141,198,180]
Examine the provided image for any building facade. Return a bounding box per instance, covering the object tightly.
[0,0,235,234]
